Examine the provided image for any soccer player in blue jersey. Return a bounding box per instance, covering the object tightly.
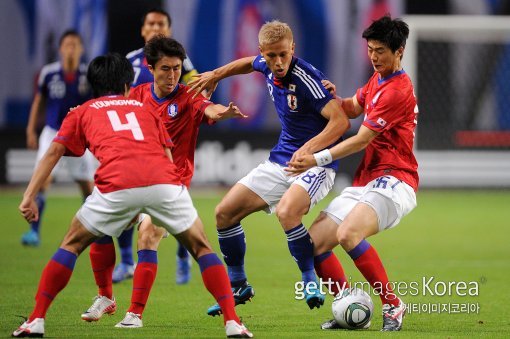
[22,29,94,247]
[126,8,198,87]
[116,8,199,285]
[188,20,350,315]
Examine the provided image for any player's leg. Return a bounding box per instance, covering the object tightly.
[116,215,165,328]
[113,228,136,283]
[309,212,350,295]
[175,217,252,338]
[336,176,416,331]
[81,235,117,322]
[13,217,98,337]
[275,166,335,309]
[215,183,266,293]
[175,239,192,285]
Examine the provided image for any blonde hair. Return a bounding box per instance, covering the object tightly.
[258,20,293,46]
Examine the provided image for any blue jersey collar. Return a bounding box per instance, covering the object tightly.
[150,83,180,103]
[378,69,405,85]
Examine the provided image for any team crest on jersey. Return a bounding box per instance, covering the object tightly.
[289,84,296,92]
[287,94,298,110]
[168,103,178,118]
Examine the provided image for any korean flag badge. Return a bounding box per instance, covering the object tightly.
[168,103,178,118]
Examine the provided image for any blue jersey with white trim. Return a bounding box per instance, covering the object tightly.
[252,55,339,170]
[37,61,91,130]
[126,47,197,87]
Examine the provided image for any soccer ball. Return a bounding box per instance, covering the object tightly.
[331,287,374,329]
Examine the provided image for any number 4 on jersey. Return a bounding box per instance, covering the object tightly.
[107,110,144,140]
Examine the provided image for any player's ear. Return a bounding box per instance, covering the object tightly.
[258,45,263,55]
[148,64,155,75]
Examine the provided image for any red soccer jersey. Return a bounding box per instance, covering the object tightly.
[129,83,213,187]
[354,70,419,191]
[53,95,181,193]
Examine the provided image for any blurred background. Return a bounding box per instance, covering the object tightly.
[1,0,509,190]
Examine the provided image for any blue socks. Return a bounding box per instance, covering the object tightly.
[31,192,46,233]
[286,224,316,284]
[218,223,246,286]
[117,227,134,266]
[177,241,189,259]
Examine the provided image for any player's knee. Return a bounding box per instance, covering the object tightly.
[215,203,234,228]
[275,204,302,228]
[137,223,164,250]
[336,225,360,250]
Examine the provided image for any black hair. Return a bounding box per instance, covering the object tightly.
[59,29,82,46]
[362,15,409,53]
[144,36,186,68]
[87,53,134,98]
[142,8,172,27]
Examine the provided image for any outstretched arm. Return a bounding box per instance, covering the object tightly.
[204,102,248,121]
[19,142,66,222]
[187,56,256,98]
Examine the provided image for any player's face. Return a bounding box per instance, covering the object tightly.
[367,40,403,78]
[59,35,83,64]
[141,12,172,42]
[259,38,295,78]
[149,56,182,97]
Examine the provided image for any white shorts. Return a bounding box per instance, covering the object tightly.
[324,175,417,231]
[76,184,198,238]
[37,125,96,181]
[238,160,336,214]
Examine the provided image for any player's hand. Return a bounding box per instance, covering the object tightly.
[19,197,39,223]
[187,72,219,99]
[321,79,336,96]
[216,102,248,120]
[69,105,80,111]
[285,154,317,175]
[26,130,38,149]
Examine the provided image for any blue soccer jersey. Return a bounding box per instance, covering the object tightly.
[37,61,91,130]
[126,47,197,87]
[252,55,339,170]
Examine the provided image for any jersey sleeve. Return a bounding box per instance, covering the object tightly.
[252,55,266,73]
[53,108,86,157]
[355,82,369,109]
[192,95,214,123]
[362,89,407,133]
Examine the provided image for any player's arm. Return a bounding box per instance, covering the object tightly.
[286,125,379,173]
[321,80,363,119]
[290,99,350,162]
[341,95,364,119]
[26,93,46,149]
[187,56,256,98]
[19,142,66,222]
[204,102,248,121]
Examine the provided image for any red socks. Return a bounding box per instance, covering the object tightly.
[89,241,115,299]
[30,248,77,321]
[198,253,240,324]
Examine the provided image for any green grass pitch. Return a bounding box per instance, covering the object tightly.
[1,188,509,337]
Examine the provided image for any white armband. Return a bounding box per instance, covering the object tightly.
[313,149,332,167]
